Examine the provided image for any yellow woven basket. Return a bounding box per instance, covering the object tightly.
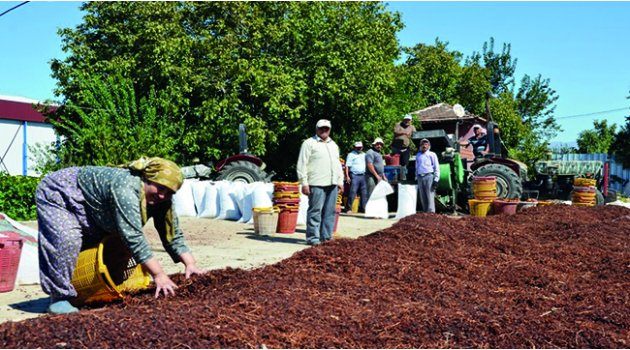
[71,235,151,305]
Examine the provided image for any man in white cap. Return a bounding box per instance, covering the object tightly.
[392,114,417,171]
[460,124,488,159]
[415,138,440,213]
[344,141,367,213]
[365,137,387,199]
[296,119,344,245]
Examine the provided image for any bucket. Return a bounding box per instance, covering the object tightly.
[472,176,497,200]
[572,186,596,206]
[71,235,151,305]
[468,199,493,217]
[517,200,538,212]
[492,199,518,215]
[351,197,360,212]
[0,232,23,293]
[537,200,553,206]
[574,178,596,187]
[253,208,279,235]
[277,209,299,234]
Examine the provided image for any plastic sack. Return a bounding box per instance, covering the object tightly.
[369,180,394,200]
[197,182,220,218]
[365,181,393,219]
[395,184,417,219]
[238,183,259,223]
[252,183,274,209]
[173,179,198,217]
[191,181,211,213]
[217,181,242,220]
[297,193,309,226]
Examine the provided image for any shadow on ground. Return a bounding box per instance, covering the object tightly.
[9,297,49,315]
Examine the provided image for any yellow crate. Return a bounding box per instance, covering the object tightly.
[71,235,151,305]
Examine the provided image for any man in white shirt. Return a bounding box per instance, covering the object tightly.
[296,119,344,245]
[415,138,440,213]
[344,141,367,213]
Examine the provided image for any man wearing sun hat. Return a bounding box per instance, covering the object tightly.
[344,141,367,213]
[297,119,344,245]
[365,137,387,199]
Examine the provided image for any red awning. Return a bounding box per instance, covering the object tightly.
[0,97,55,123]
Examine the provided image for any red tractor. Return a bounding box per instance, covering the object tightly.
[180,124,274,183]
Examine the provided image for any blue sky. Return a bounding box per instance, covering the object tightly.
[1,1,629,144]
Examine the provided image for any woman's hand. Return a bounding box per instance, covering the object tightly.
[178,252,205,278]
[184,264,205,279]
[142,257,178,298]
[153,272,178,298]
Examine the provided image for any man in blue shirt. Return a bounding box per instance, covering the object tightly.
[344,141,367,213]
[415,138,440,213]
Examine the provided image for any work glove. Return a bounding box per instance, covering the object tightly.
[431,181,438,192]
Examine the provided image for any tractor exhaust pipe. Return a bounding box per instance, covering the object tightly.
[239,123,248,154]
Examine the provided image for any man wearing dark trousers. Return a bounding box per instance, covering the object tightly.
[344,141,367,213]
[392,114,416,179]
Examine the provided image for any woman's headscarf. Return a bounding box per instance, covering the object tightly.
[126,157,183,192]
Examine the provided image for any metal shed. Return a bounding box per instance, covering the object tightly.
[0,95,57,176]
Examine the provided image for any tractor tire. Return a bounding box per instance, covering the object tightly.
[217,160,268,184]
[596,189,605,206]
[473,163,523,199]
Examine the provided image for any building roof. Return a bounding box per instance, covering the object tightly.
[410,103,486,123]
[0,95,57,123]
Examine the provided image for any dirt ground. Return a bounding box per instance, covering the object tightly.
[0,213,396,324]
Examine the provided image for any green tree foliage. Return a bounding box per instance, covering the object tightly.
[50,2,403,176]
[47,72,184,167]
[576,119,618,154]
[0,173,40,221]
[469,37,517,95]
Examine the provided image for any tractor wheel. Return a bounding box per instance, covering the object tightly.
[217,160,268,184]
[595,189,605,206]
[473,163,523,199]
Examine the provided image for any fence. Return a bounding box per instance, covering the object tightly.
[551,153,630,196]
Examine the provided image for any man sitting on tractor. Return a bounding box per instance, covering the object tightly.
[461,124,489,159]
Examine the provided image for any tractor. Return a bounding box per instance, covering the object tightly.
[384,103,608,213]
[180,124,274,183]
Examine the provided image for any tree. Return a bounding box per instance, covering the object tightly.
[576,119,618,154]
[469,37,517,95]
[516,74,560,140]
[611,92,630,167]
[47,72,184,167]
[49,2,404,177]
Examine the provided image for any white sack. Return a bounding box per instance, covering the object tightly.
[365,181,393,219]
[197,183,220,218]
[173,179,198,217]
[218,181,242,220]
[237,183,258,223]
[252,183,274,209]
[395,184,418,219]
[191,180,211,213]
[297,193,309,226]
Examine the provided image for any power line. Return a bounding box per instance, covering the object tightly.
[556,107,629,120]
[0,1,29,19]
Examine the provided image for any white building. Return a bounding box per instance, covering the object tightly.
[0,95,57,176]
